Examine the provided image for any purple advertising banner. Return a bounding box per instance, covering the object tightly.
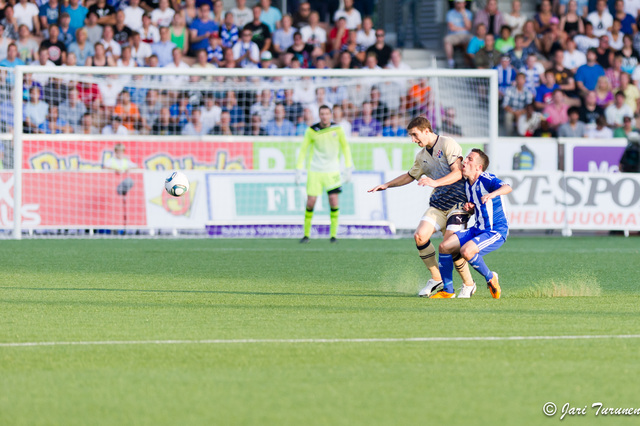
[206,224,395,238]
[572,146,626,172]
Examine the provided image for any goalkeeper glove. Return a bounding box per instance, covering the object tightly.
[342,166,354,183]
[295,169,303,185]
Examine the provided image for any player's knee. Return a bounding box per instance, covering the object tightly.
[460,244,477,261]
[414,232,428,246]
[438,241,451,254]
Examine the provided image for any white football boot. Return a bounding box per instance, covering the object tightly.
[457,282,477,298]
[418,279,444,297]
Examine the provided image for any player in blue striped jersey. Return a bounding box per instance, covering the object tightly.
[434,148,512,299]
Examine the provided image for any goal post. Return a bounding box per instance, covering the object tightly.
[7,65,499,239]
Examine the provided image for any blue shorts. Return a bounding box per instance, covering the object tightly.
[455,227,505,256]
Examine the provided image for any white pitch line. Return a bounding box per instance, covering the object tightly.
[2,334,640,348]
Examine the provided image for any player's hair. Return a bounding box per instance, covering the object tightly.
[471,148,490,171]
[319,104,332,113]
[407,116,433,132]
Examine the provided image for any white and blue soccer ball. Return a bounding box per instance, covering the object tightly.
[165,171,190,197]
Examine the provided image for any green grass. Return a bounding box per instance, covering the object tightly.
[1,237,639,425]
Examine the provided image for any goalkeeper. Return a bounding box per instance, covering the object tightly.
[296,105,354,243]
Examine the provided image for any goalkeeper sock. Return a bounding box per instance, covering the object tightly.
[468,253,494,282]
[453,253,474,286]
[304,208,314,237]
[330,207,339,238]
[417,241,440,281]
[438,253,454,293]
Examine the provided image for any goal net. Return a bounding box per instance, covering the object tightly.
[4,66,497,239]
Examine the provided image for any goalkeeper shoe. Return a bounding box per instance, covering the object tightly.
[457,282,477,298]
[330,237,338,243]
[487,272,501,299]
[418,279,443,297]
[299,236,310,244]
[429,289,456,299]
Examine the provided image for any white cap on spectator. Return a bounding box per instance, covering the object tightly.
[261,51,272,61]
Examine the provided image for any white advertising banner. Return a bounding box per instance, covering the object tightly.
[143,171,209,228]
[501,171,640,231]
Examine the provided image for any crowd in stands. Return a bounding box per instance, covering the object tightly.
[448,0,640,138]
[0,0,428,137]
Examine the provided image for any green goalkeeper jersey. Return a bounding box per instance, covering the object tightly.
[296,122,353,173]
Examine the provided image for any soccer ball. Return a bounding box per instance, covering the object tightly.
[165,171,190,197]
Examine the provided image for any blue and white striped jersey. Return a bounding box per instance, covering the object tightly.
[466,172,510,238]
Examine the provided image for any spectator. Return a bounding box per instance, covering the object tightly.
[620,72,640,113]
[209,0,223,27]
[68,28,94,65]
[244,4,272,53]
[29,45,55,87]
[85,12,104,46]
[130,31,152,66]
[382,113,407,137]
[356,16,375,50]
[250,89,275,127]
[475,0,503,37]
[219,45,237,68]
[517,102,543,136]
[575,21,599,54]
[532,117,557,137]
[292,1,311,29]
[58,86,86,130]
[559,0,588,16]
[365,28,392,68]
[495,54,517,98]
[265,103,295,136]
[444,0,473,68]
[163,47,190,84]
[248,112,267,135]
[563,37,586,72]
[102,115,128,135]
[15,0,40,35]
[79,112,98,134]
[231,0,253,29]
[579,91,605,130]
[369,86,389,124]
[182,0,197,26]
[543,89,569,129]
[39,0,60,33]
[606,54,624,90]
[588,0,613,38]
[295,107,313,135]
[98,76,124,108]
[0,25,11,61]
[24,86,49,133]
[170,12,190,55]
[329,17,349,56]
[152,26,177,66]
[341,30,365,65]
[182,108,208,135]
[613,0,636,35]
[192,47,215,73]
[575,48,605,94]
[40,25,67,66]
[332,104,351,135]
[594,75,614,107]
[586,115,613,137]
[551,50,580,107]
[260,50,277,68]
[507,34,529,69]
[205,33,223,65]
[114,90,141,132]
[614,114,638,137]
[88,0,116,26]
[605,90,634,127]
[308,87,332,122]
[190,4,218,53]
[466,23,487,59]
[219,11,239,50]
[151,0,175,28]
[495,25,515,54]
[503,72,533,135]
[41,76,67,107]
[273,13,295,57]
[620,34,639,73]
[299,11,326,53]
[352,101,381,136]
[210,110,238,135]
[334,0,361,31]
[532,0,554,35]
[100,25,122,59]
[200,95,221,132]
[504,0,527,36]
[282,88,303,124]
[123,0,144,32]
[16,24,39,63]
[557,106,586,137]
[39,105,73,134]
[334,49,354,69]
[139,12,158,44]
[475,32,498,68]
[259,0,282,33]
[232,28,260,68]
[595,35,613,69]
[440,107,463,136]
[223,90,245,134]
[559,0,585,39]
[1,6,18,41]
[62,0,88,35]
[287,31,315,68]
[535,69,560,109]
[607,19,624,51]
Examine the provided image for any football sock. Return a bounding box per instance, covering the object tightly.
[469,253,494,282]
[417,240,440,280]
[438,253,454,293]
[304,208,313,237]
[453,254,474,286]
[329,207,339,238]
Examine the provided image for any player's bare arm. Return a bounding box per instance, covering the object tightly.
[417,158,463,187]
[480,184,513,204]
[368,172,414,192]
[463,202,475,212]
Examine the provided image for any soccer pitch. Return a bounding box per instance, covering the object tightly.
[1,237,639,425]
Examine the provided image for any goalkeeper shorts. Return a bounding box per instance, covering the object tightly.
[306,171,342,197]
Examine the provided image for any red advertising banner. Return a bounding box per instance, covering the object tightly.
[22,139,254,171]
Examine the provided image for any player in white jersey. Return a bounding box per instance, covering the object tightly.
[436,148,512,299]
[368,117,475,296]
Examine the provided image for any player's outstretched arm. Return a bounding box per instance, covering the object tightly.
[368,172,414,192]
[480,184,512,204]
